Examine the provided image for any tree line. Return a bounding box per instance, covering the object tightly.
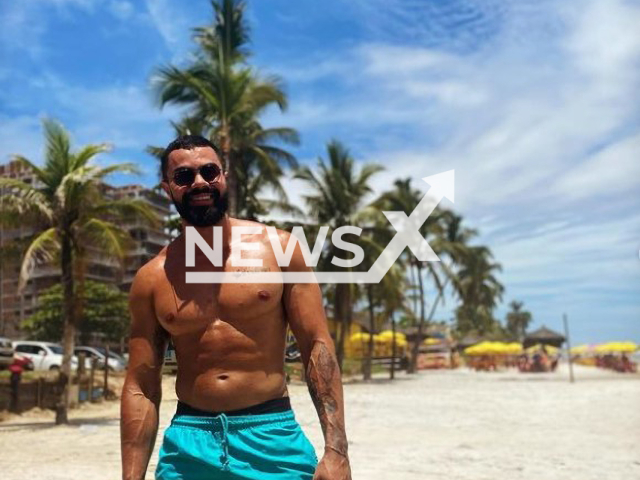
[0,0,532,424]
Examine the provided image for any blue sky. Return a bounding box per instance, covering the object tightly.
[1,0,639,345]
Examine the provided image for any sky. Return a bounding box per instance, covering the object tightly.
[1,0,639,345]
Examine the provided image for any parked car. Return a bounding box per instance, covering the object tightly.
[96,347,127,367]
[12,341,83,371]
[74,346,126,372]
[0,337,14,369]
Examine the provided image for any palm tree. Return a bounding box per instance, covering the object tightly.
[152,0,297,215]
[506,300,532,342]
[421,211,477,327]
[379,265,409,380]
[361,264,408,381]
[295,140,383,369]
[0,119,157,424]
[374,179,482,373]
[233,119,300,219]
[352,200,407,380]
[372,178,422,312]
[453,246,504,336]
[374,179,457,373]
[147,117,300,220]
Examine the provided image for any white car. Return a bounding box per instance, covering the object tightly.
[12,341,82,371]
[74,346,126,372]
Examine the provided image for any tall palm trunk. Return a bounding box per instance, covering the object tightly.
[57,231,75,425]
[333,285,343,369]
[334,283,351,371]
[425,277,449,325]
[408,262,425,374]
[218,126,238,215]
[363,285,375,381]
[390,311,396,380]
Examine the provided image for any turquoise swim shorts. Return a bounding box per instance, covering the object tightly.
[155,410,318,479]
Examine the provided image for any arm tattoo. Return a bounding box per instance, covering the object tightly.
[306,341,348,456]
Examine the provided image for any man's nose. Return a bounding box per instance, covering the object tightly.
[191,171,208,188]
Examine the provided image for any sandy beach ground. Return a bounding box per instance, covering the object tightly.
[1,363,638,480]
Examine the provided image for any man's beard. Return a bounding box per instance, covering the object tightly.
[172,187,229,227]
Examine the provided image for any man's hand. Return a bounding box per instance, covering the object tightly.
[313,449,352,480]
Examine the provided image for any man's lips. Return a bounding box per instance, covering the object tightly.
[189,192,214,205]
[191,193,213,205]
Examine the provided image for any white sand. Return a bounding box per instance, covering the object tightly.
[1,364,638,480]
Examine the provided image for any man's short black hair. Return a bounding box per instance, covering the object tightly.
[160,135,224,180]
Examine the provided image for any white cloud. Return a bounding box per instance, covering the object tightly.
[551,133,640,200]
[0,2,48,58]
[275,0,640,214]
[266,0,640,342]
[562,0,640,89]
[0,115,46,164]
[0,0,134,58]
[358,43,452,76]
[0,71,185,183]
[107,0,134,21]
[143,0,193,56]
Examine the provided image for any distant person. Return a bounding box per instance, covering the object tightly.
[8,355,31,412]
[120,136,351,480]
[619,353,636,373]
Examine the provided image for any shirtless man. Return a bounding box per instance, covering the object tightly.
[120,135,351,480]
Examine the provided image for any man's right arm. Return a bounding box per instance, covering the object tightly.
[121,266,168,480]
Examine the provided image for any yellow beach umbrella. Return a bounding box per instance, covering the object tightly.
[465,341,504,355]
[505,342,523,354]
[525,344,540,354]
[495,342,518,355]
[596,342,638,353]
[378,330,407,341]
[570,344,592,355]
[349,332,373,343]
[617,341,638,352]
[464,341,487,355]
[423,338,441,345]
[487,342,505,354]
[464,344,479,355]
[594,342,614,354]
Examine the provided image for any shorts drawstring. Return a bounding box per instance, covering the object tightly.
[218,413,230,471]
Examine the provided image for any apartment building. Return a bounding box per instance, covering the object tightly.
[0,160,171,338]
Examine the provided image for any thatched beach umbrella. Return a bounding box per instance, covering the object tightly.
[523,326,565,349]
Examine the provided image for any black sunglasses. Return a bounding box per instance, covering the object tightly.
[172,163,222,187]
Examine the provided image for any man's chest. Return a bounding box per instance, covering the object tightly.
[153,276,284,335]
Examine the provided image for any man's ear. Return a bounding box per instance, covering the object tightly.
[160,180,171,198]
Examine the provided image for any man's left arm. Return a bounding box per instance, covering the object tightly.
[281,232,351,480]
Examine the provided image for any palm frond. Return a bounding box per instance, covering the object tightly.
[10,155,49,185]
[87,198,160,228]
[0,178,53,224]
[18,228,59,292]
[42,118,72,178]
[78,218,133,261]
[72,143,112,169]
